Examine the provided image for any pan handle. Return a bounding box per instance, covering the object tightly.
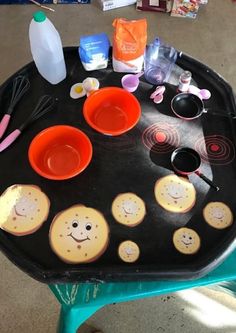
[195,171,220,191]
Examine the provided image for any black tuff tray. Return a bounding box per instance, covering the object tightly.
[0,47,236,283]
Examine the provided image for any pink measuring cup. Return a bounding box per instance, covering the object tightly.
[121,72,144,93]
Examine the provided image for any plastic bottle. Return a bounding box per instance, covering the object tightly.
[29,11,66,85]
[178,71,192,93]
[144,38,177,85]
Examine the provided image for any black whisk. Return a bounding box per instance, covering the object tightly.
[0,95,55,152]
[0,75,30,139]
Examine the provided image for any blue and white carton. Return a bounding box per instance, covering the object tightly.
[79,33,110,71]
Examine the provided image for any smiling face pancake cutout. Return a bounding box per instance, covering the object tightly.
[49,205,110,264]
[173,227,201,255]
[203,202,233,229]
[154,175,196,213]
[111,193,146,227]
[0,184,50,236]
[118,240,140,263]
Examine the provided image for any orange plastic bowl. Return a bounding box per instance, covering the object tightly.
[28,125,93,180]
[83,87,141,136]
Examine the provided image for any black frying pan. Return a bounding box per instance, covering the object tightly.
[171,93,207,120]
[171,147,219,191]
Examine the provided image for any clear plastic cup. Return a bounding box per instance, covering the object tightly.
[144,38,178,85]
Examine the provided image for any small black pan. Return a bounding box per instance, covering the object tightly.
[171,93,207,120]
[171,147,219,191]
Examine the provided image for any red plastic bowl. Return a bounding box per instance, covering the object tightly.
[83,87,141,136]
[28,125,93,180]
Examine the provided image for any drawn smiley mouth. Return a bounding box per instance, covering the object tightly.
[68,233,90,243]
[168,193,182,200]
[181,240,192,246]
[14,206,26,217]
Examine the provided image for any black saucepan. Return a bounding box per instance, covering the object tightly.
[171,147,219,191]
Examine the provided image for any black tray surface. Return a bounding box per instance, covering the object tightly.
[0,47,236,283]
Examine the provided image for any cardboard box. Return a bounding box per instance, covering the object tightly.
[136,0,172,12]
[98,0,136,11]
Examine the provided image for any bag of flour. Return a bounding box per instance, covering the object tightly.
[112,18,147,73]
[79,32,110,71]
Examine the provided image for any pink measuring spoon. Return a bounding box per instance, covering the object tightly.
[150,86,166,104]
[188,85,211,100]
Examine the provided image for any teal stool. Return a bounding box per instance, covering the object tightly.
[50,249,236,333]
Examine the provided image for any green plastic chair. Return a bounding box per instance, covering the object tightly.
[49,249,236,333]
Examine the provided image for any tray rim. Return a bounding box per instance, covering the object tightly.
[0,47,236,283]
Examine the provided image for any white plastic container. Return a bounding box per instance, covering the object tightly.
[29,11,66,85]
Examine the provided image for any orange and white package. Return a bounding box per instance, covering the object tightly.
[112,18,147,73]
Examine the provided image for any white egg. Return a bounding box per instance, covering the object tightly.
[82,77,100,96]
[70,83,86,99]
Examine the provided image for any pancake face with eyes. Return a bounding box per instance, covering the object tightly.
[49,205,110,264]
[203,202,233,229]
[111,193,146,227]
[154,174,196,213]
[173,227,201,254]
[0,184,50,236]
[118,240,140,263]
